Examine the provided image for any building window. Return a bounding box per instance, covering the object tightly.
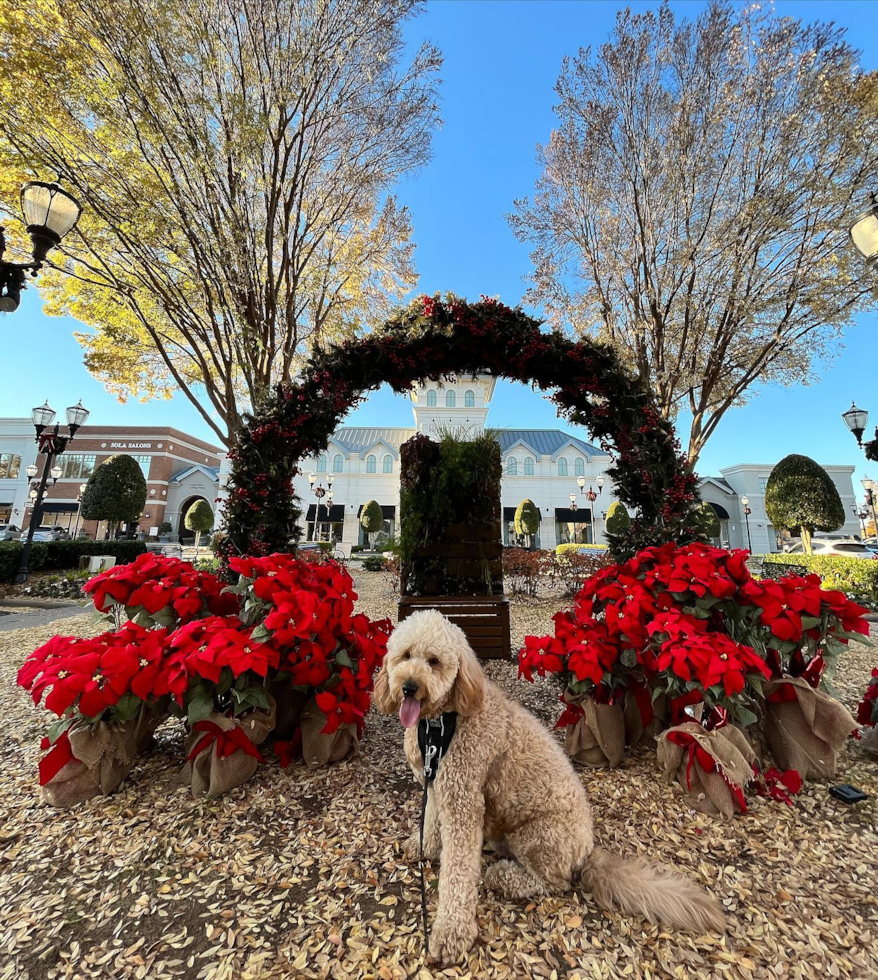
[383,454,392,473]
[57,454,96,480]
[507,458,518,476]
[524,457,534,475]
[446,390,456,407]
[333,454,343,473]
[574,458,585,477]
[130,455,151,478]
[759,477,769,491]
[366,455,377,473]
[557,458,568,477]
[465,390,475,407]
[316,454,326,472]
[0,453,22,479]
[426,389,437,407]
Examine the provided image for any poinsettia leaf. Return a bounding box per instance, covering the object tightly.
[800,616,821,630]
[246,687,269,711]
[133,609,155,628]
[113,693,143,722]
[335,649,354,669]
[748,674,764,697]
[821,677,840,699]
[187,689,215,724]
[47,715,75,743]
[216,669,234,696]
[620,649,637,668]
[735,706,758,729]
[250,624,271,643]
[151,606,177,628]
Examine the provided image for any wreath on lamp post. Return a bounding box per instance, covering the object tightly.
[220,294,703,561]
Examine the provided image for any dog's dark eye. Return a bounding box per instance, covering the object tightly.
[402,651,410,660]
[429,657,439,666]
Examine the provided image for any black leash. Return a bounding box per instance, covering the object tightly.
[415,712,457,960]
[419,776,430,956]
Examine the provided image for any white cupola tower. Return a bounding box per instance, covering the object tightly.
[410,374,495,437]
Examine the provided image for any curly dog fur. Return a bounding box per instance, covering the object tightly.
[373,609,726,966]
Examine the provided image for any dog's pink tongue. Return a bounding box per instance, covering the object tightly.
[399,697,421,728]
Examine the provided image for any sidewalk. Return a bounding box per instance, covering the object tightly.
[0,600,90,632]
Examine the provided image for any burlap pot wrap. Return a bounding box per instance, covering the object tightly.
[42,709,159,809]
[657,722,755,818]
[623,687,667,749]
[763,677,856,779]
[860,727,878,759]
[299,696,359,768]
[563,692,625,768]
[183,695,276,798]
[269,679,309,740]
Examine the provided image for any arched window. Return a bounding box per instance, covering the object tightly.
[524,457,534,475]
[507,458,518,476]
[557,458,568,476]
[317,454,327,472]
[574,458,585,477]
[426,389,437,407]
[333,454,343,473]
[465,390,475,407]
[366,455,376,473]
[446,390,456,407]
[382,454,392,473]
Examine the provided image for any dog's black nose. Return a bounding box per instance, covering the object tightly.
[402,679,419,698]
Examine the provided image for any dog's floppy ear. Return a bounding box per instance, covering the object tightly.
[450,641,485,717]
[371,659,395,714]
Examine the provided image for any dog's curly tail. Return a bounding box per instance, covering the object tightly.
[580,847,726,934]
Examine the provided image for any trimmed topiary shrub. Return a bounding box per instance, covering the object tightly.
[764,455,845,555]
[360,500,384,550]
[81,454,148,538]
[605,501,631,537]
[695,501,721,539]
[184,500,214,553]
[361,555,387,571]
[513,499,541,549]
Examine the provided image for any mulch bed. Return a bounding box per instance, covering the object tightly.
[0,568,876,980]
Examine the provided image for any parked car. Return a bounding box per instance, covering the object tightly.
[19,526,63,543]
[0,524,21,542]
[784,539,876,558]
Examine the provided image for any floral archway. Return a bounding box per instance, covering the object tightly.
[221,295,702,559]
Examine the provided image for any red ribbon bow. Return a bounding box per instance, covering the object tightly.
[38,731,76,786]
[665,726,747,813]
[187,720,264,763]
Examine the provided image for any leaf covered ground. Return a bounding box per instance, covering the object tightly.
[0,569,876,980]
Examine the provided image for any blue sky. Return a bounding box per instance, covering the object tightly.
[3,0,877,497]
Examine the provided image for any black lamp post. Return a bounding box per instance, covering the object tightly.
[308,471,333,542]
[740,496,753,552]
[0,181,83,314]
[863,478,878,544]
[15,399,90,583]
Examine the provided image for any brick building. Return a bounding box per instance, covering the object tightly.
[0,419,222,538]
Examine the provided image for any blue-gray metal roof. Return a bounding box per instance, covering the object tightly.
[330,426,600,458]
[495,429,600,458]
[332,428,416,455]
[170,464,220,483]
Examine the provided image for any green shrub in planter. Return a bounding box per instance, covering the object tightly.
[351,545,363,553]
[760,553,878,609]
[361,555,387,571]
[605,501,631,537]
[556,543,608,556]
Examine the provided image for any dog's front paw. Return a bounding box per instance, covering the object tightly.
[429,913,477,966]
[403,833,440,863]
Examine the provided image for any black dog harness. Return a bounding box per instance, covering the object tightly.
[415,711,457,956]
[417,712,457,782]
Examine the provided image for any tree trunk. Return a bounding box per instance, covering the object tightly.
[801,526,813,555]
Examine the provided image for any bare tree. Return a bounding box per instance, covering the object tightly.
[510,1,878,463]
[0,0,441,445]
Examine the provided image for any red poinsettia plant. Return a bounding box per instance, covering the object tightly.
[227,554,391,735]
[19,552,391,780]
[857,668,878,728]
[520,543,870,729]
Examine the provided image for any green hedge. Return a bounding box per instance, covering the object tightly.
[758,553,878,608]
[0,540,147,582]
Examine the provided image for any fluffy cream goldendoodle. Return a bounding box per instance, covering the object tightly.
[373,609,725,966]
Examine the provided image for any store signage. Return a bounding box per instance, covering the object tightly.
[109,442,153,449]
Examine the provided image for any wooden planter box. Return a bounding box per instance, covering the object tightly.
[398,595,511,660]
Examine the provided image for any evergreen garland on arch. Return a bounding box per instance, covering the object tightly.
[219,294,704,562]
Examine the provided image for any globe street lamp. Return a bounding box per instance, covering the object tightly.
[740,496,753,552]
[849,192,878,268]
[15,399,90,583]
[72,482,88,538]
[842,402,870,447]
[0,181,83,314]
